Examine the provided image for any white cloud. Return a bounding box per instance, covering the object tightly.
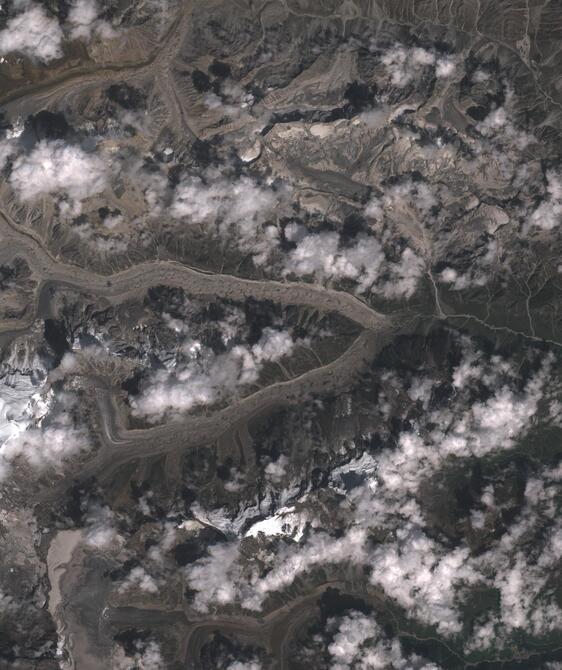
[147,522,177,566]
[181,337,559,643]
[137,641,165,670]
[371,356,559,640]
[435,57,457,78]
[184,524,368,613]
[438,239,498,292]
[204,79,255,117]
[365,178,440,235]
[84,504,123,550]
[168,169,427,292]
[328,611,379,669]
[378,353,550,496]
[529,170,562,231]
[0,4,63,63]
[170,172,281,265]
[185,541,242,611]
[68,0,99,38]
[473,69,491,83]
[364,197,383,221]
[381,45,434,87]
[264,454,288,482]
[118,566,159,595]
[227,661,261,670]
[475,465,562,638]
[438,247,497,291]
[476,90,533,150]
[408,376,434,408]
[379,45,457,88]
[327,610,441,670]
[130,327,300,423]
[85,525,120,549]
[377,247,425,299]
[251,327,296,363]
[0,1,118,64]
[478,107,508,134]
[73,217,128,255]
[281,181,434,298]
[10,140,107,208]
[465,542,562,647]
[282,231,384,293]
[242,527,368,611]
[370,529,478,635]
[67,0,116,41]
[113,639,165,670]
[282,229,423,298]
[358,108,390,128]
[465,617,500,652]
[0,411,90,480]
